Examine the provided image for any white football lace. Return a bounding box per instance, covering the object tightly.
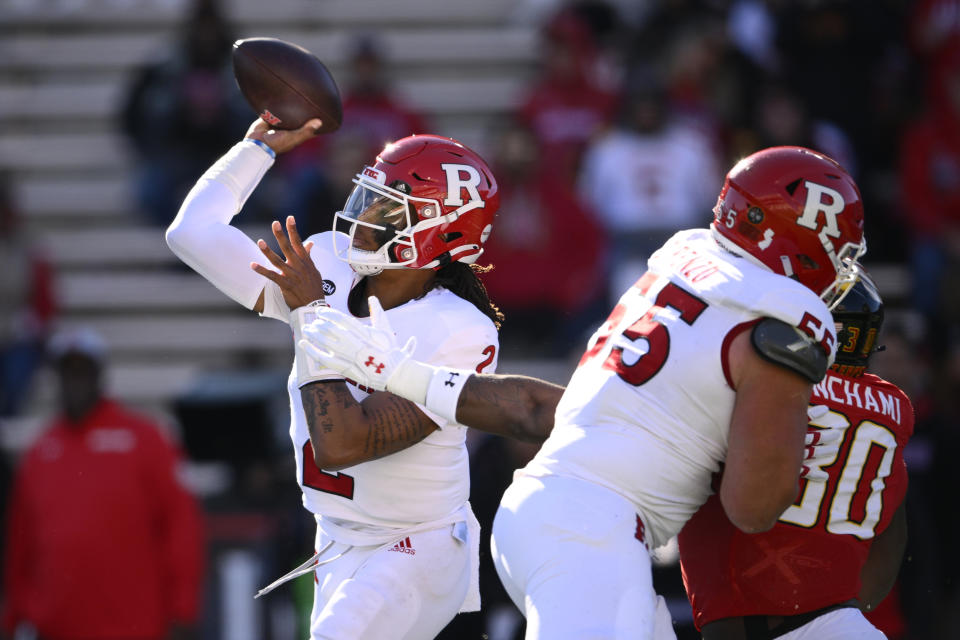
[254,540,353,598]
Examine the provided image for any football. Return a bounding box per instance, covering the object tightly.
[232,37,343,133]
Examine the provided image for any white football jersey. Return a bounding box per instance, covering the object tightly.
[262,231,500,533]
[522,229,836,548]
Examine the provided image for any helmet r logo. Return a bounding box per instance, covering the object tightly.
[441,163,483,207]
[796,181,844,239]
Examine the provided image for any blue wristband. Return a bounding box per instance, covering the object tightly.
[244,137,276,159]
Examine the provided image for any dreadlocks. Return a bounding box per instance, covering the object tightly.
[423,262,504,330]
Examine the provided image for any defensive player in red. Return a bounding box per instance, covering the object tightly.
[679,271,911,639]
[298,146,867,638]
[166,117,516,639]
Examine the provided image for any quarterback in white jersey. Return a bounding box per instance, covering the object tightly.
[166,117,508,639]
[259,241,497,530]
[295,146,868,639]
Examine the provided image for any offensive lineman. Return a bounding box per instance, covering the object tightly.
[679,272,912,639]
[166,118,513,639]
[296,147,868,639]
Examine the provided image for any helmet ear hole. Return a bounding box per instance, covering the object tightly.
[441,232,463,243]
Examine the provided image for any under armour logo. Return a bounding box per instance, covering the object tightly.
[444,372,460,387]
[364,356,385,374]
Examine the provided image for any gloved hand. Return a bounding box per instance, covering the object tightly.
[298,296,428,402]
[800,404,845,482]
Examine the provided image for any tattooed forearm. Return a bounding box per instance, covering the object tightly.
[301,386,321,422]
[300,380,439,468]
[301,383,339,437]
[363,399,431,458]
[458,375,564,442]
[332,383,354,409]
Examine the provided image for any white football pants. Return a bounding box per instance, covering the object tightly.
[310,523,470,640]
[491,473,677,640]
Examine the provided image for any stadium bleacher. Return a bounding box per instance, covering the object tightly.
[0,0,908,423]
[0,0,557,425]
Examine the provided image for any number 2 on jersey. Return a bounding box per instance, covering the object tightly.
[581,276,707,386]
[302,441,355,499]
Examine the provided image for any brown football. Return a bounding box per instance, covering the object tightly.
[232,37,343,132]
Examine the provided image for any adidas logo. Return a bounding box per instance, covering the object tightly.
[389,537,416,555]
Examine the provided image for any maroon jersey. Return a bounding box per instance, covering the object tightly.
[679,371,913,629]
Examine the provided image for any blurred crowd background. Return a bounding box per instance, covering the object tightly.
[1,0,959,638]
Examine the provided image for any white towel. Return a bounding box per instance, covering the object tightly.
[458,502,482,612]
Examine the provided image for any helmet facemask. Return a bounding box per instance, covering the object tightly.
[333,162,492,275]
[830,271,884,376]
[333,168,440,275]
[820,237,867,310]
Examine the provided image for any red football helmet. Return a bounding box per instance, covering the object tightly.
[332,134,499,276]
[710,146,866,308]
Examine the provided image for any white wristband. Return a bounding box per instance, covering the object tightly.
[291,301,342,387]
[388,364,471,425]
[383,358,433,406]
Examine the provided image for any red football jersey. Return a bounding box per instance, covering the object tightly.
[679,371,913,629]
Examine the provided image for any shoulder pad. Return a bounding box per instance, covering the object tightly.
[751,317,828,383]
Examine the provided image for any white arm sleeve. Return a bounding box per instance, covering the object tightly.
[165,140,275,310]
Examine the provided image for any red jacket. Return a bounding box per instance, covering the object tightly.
[480,168,607,312]
[2,399,204,640]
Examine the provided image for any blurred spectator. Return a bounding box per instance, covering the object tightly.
[774,0,913,262]
[910,0,960,60]
[576,78,721,302]
[867,316,952,638]
[276,33,431,236]
[334,34,430,160]
[726,0,779,74]
[479,123,607,357]
[2,329,205,640]
[662,21,733,136]
[899,41,960,336]
[516,7,619,182]
[120,0,250,226]
[927,336,960,635]
[734,80,857,175]
[774,1,885,147]
[0,174,55,418]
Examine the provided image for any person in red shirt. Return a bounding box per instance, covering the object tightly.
[678,271,912,639]
[516,8,619,182]
[479,122,608,356]
[2,329,205,640]
[898,41,960,322]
